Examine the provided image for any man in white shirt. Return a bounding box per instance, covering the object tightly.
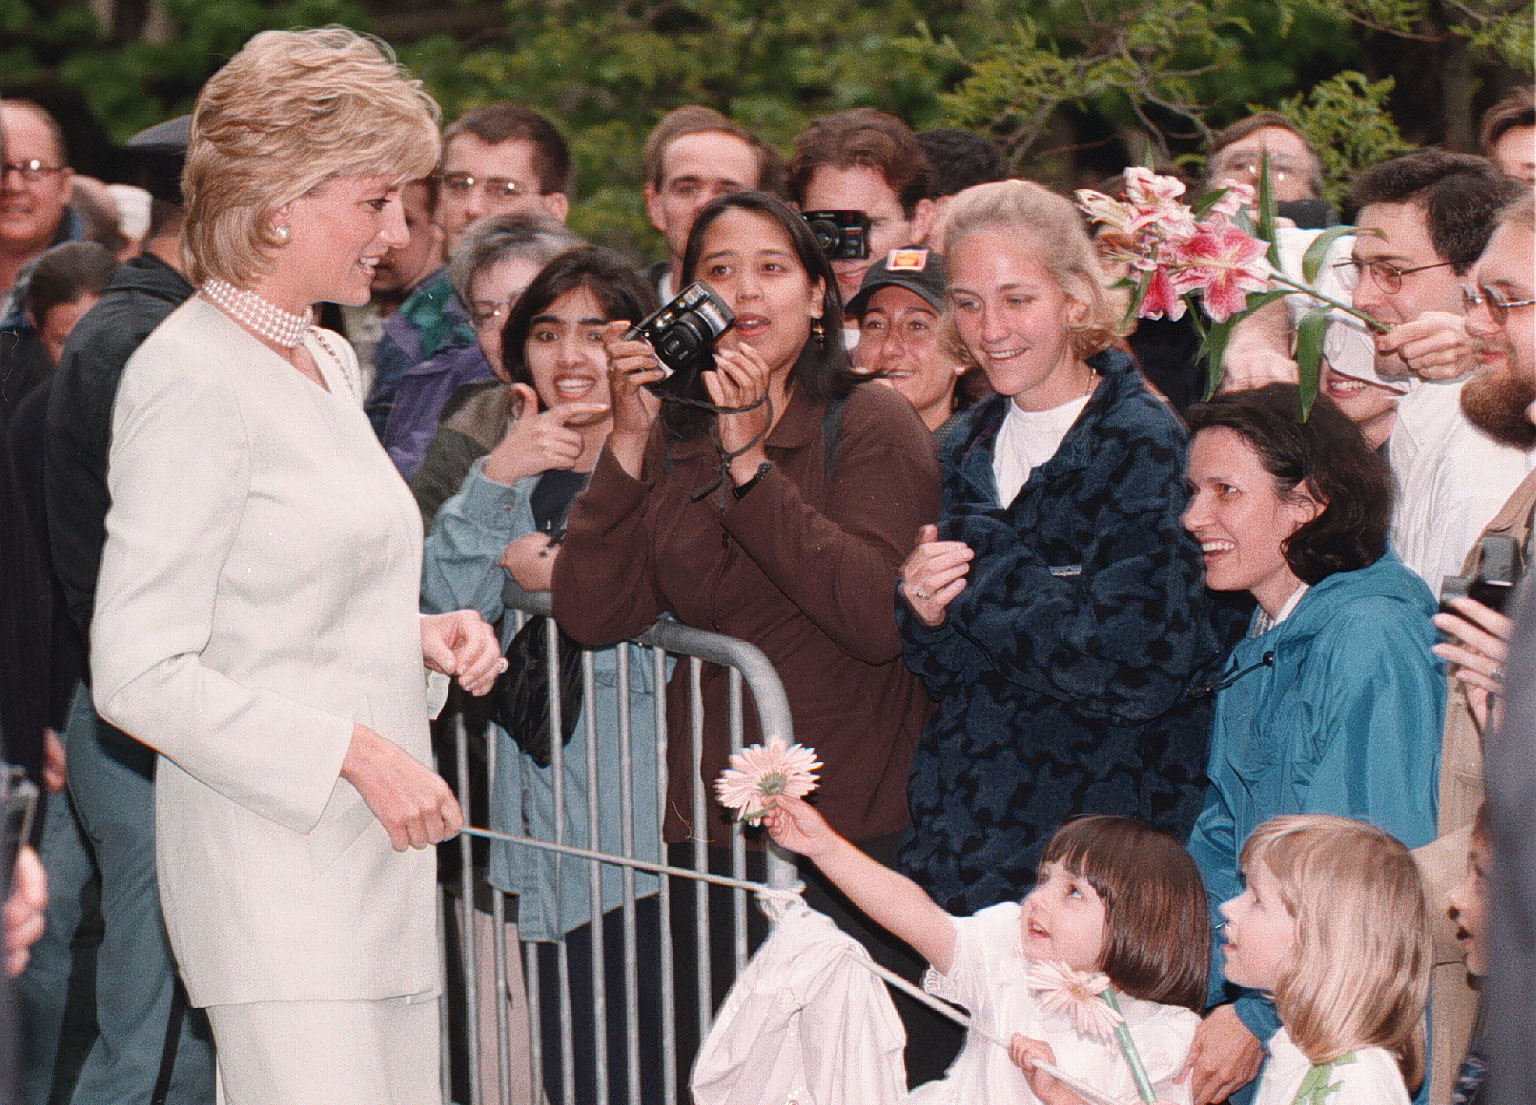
[1342,151,1527,588]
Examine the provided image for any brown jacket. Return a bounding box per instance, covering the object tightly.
[554,380,940,845]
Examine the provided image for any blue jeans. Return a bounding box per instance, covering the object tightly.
[15,739,93,1105]
[63,684,214,1104]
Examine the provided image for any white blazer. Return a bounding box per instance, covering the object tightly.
[92,297,439,1007]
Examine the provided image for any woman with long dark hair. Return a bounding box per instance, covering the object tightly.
[421,246,665,1104]
[553,190,940,1083]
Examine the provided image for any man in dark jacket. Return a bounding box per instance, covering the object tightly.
[34,115,214,1105]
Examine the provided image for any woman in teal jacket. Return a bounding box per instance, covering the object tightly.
[1181,385,1443,1104]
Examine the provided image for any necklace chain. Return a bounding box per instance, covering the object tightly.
[201,278,310,349]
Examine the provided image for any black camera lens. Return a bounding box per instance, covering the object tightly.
[806,216,841,255]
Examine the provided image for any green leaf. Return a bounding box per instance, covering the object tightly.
[1295,307,1329,420]
[1203,316,1236,399]
[1189,187,1227,219]
[1124,271,1151,329]
[1300,225,1357,285]
[1257,151,1280,270]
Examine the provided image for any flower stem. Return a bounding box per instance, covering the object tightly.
[1101,990,1157,1104]
[1268,274,1391,333]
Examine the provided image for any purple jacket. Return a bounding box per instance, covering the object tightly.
[382,340,495,480]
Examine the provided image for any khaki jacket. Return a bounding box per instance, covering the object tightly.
[1416,465,1536,1104]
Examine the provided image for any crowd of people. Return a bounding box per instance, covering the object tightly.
[0,22,1532,1105]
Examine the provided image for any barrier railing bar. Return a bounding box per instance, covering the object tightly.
[491,888,511,1105]
[728,668,748,973]
[455,717,481,1105]
[579,647,609,1105]
[616,644,641,1105]
[687,655,709,1048]
[653,642,677,1105]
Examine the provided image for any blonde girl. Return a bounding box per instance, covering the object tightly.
[1221,815,1432,1105]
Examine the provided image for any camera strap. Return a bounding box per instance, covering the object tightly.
[666,391,773,506]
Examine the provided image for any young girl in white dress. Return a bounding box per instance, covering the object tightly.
[1221,815,1432,1105]
[763,798,1210,1104]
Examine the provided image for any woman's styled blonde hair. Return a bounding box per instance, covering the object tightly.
[939,178,1123,360]
[1240,815,1432,1090]
[182,26,441,286]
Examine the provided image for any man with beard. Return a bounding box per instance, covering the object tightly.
[1414,193,1534,1105]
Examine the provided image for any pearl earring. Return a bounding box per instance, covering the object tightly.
[272,225,291,244]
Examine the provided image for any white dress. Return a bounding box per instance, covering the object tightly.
[912,902,1201,1105]
[1253,1028,1408,1105]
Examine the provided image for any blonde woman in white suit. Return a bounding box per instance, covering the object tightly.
[88,28,503,1105]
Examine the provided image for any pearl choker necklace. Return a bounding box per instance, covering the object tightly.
[201,278,311,349]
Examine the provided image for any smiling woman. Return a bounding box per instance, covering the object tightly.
[1181,385,1443,1103]
[88,27,504,1105]
[896,180,1241,927]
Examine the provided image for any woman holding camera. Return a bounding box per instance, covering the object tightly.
[421,246,665,1104]
[88,30,502,1103]
[1179,384,1444,1104]
[553,190,939,1077]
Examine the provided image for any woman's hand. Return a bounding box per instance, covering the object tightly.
[481,383,608,487]
[1177,1003,1263,1105]
[4,846,47,977]
[341,724,464,850]
[701,344,774,483]
[42,728,65,794]
[761,794,838,861]
[602,322,665,478]
[1434,595,1514,732]
[900,524,975,627]
[420,610,504,697]
[499,531,558,593]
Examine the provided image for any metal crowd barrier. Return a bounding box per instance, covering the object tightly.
[439,590,796,1105]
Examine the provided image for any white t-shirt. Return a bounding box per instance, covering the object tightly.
[992,393,1093,506]
[1388,377,1535,589]
[1254,1027,1409,1105]
[912,901,1201,1105]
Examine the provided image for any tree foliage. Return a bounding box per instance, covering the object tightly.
[0,0,1529,255]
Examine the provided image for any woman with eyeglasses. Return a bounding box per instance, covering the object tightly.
[382,211,579,484]
[422,246,665,1104]
[1180,384,1443,1105]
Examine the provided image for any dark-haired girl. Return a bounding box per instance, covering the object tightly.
[1181,383,1443,1104]
[765,800,1210,1104]
[553,191,940,1081]
[422,246,666,1104]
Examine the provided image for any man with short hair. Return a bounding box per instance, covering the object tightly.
[366,102,572,437]
[1479,86,1535,186]
[787,108,936,330]
[1344,150,1527,586]
[1205,111,1324,206]
[641,105,782,301]
[1413,192,1534,1105]
[915,127,1006,237]
[0,100,79,323]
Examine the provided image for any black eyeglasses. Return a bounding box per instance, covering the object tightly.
[0,159,66,184]
[1462,283,1536,325]
[1332,257,1457,295]
[437,172,540,202]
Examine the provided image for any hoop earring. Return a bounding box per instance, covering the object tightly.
[811,316,827,350]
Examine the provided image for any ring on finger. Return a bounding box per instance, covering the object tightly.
[1492,664,1505,682]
